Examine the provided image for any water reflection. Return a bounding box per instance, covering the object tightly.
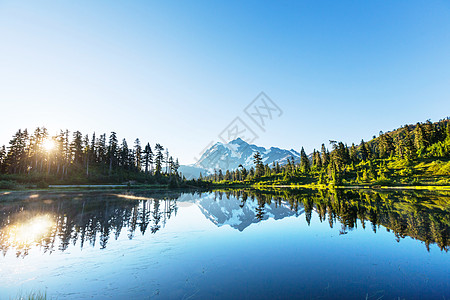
[238,188,449,251]
[0,189,449,257]
[1,214,54,256]
[0,191,181,257]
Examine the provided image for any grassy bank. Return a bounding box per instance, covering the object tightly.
[209,157,450,191]
[250,182,450,191]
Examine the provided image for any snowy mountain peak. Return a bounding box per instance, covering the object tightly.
[229,137,248,145]
[178,139,302,178]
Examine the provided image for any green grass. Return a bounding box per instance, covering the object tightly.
[12,291,47,300]
[0,180,26,190]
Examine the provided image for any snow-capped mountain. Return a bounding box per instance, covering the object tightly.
[177,193,304,231]
[179,138,301,178]
[196,193,304,231]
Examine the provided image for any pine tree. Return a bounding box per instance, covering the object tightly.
[404,129,416,160]
[350,143,358,163]
[29,127,46,172]
[300,147,310,173]
[359,139,369,161]
[83,134,90,176]
[0,145,6,173]
[248,168,254,180]
[168,156,174,174]
[241,167,248,180]
[172,158,180,174]
[276,161,281,173]
[128,148,135,170]
[165,149,170,174]
[321,144,329,167]
[120,139,129,169]
[134,138,142,171]
[154,144,164,174]
[225,169,231,181]
[378,133,395,158]
[313,149,322,169]
[143,143,153,175]
[71,131,83,165]
[6,129,28,174]
[63,130,70,177]
[90,132,96,162]
[108,132,118,175]
[253,151,264,178]
[55,130,65,176]
[414,123,427,150]
[97,133,107,164]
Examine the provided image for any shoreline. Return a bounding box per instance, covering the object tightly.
[251,184,450,191]
[1,183,450,194]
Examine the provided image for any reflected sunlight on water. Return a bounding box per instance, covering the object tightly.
[114,194,155,201]
[1,215,53,249]
[0,189,448,299]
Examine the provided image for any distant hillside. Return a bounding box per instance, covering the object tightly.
[206,117,450,187]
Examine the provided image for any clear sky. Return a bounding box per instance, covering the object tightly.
[1,0,449,164]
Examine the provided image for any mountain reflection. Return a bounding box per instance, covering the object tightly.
[0,189,449,257]
[191,190,304,231]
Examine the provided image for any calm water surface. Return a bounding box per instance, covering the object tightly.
[0,189,449,299]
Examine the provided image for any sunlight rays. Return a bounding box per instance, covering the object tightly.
[43,139,55,152]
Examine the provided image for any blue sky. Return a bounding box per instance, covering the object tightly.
[1,0,449,164]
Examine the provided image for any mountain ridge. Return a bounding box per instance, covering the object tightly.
[179,138,301,179]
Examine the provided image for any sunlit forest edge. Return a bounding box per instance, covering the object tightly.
[207,118,450,189]
[0,118,450,190]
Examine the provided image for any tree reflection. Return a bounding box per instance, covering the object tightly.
[0,191,180,257]
[216,188,449,251]
[0,189,448,257]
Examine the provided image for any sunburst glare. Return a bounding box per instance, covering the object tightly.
[43,139,55,151]
[2,215,53,248]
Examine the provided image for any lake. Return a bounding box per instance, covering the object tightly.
[0,188,449,299]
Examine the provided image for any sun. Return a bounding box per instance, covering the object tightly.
[43,139,55,151]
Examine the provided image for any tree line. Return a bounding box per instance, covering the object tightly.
[0,127,182,185]
[215,188,449,251]
[206,118,450,185]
